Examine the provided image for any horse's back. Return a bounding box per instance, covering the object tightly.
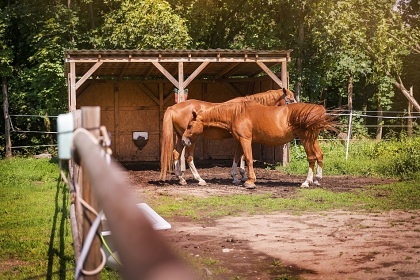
[227,102,293,144]
[168,100,216,133]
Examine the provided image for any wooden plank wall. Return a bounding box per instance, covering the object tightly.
[76,78,285,164]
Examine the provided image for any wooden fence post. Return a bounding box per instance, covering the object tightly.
[80,106,102,279]
[71,110,83,262]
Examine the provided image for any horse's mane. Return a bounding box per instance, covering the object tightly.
[198,101,255,126]
[240,89,283,105]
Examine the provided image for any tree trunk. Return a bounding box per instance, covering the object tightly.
[393,76,420,112]
[3,77,12,158]
[407,87,413,136]
[362,90,367,125]
[376,103,383,140]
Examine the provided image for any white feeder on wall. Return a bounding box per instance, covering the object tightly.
[132,131,149,150]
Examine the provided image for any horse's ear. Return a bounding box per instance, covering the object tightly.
[282,88,287,94]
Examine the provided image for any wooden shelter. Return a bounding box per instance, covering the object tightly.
[65,49,292,163]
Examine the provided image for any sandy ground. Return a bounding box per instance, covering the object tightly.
[124,162,420,279]
[165,210,420,279]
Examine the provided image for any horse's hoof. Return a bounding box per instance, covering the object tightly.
[300,182,310,188]
[198,180,207,186]
[313,180,321,186]
[244,182,256,189]
[179,179,187,185]
[232,179,241,185]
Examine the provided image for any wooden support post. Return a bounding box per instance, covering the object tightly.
[281,61,290,166]
[281,61,288,89]
[80,106,101,279]
[69,62,76,111]
[159,82,164,159]
[178,62,185,103]
[114,83,120,157]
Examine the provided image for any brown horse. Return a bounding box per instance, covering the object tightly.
[160,88,296,185]
[182,101,337,189]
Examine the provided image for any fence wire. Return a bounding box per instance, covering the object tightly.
[4,111,419,150]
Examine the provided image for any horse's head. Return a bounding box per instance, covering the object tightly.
[282,88,297,105]
[182,109,204,147]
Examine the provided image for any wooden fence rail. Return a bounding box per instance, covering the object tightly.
[64,106,196,279]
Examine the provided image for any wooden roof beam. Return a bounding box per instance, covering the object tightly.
[75,61,103,90]
[152,62,179,89]
[137,83,160,105]
[66,57,288,63]
[183,62,210,88]
[256,61,283,88]
[118,62,130,80]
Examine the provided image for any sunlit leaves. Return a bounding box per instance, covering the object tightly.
[0,7,13,77]
[97,0,191,49]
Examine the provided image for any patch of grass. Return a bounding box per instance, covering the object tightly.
[2,146,419,279]
[173,248,228,279]
[0,157,119,279]
[150,180,420,219]
[279,138,420,179]
[0,157,74,279]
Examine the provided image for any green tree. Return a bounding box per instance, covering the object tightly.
[2,0,76,152]
[393,0,420,112]
[308,0,415,138]
[96,0,191,49]
[0,7,14,157]
[0,7,13,79]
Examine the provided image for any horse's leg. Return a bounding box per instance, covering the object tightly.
[300,140,317,188]
[185,144,207,186]
[231,142,243,185]
[313,139,323,186]
[173,148,187,185]
[239,155,247,182]
[173,134,188,185]
[240,138,256,189]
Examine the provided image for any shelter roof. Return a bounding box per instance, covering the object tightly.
[65,49,292,80]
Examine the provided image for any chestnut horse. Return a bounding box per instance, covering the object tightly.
[160,88,296,185]
[182,101,336,189]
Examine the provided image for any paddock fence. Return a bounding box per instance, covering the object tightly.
[6,109,419,156]
[58,106,192,279]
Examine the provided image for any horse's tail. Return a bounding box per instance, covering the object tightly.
[160,107,175,181]
[288,104,339,137]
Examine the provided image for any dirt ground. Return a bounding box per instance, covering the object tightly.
[123,161,420,280]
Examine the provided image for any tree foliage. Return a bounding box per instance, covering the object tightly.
[0,0,419,154]
[95,0,191,49]
[0,8,13,78]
